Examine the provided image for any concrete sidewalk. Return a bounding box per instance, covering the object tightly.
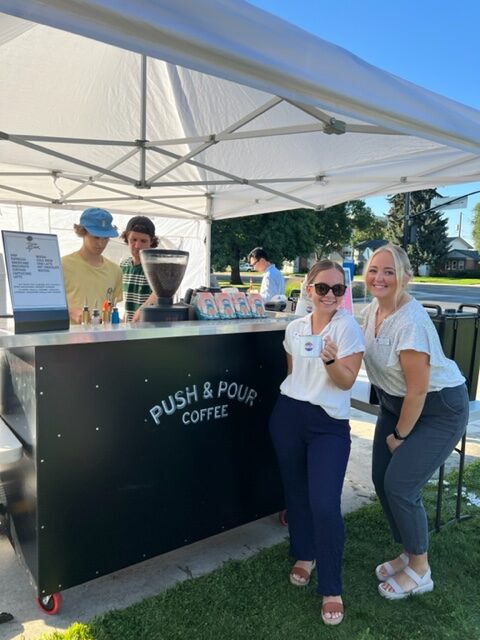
[1,409,479,640]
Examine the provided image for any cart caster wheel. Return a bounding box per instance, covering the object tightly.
[36,592,63,615]
[278,509,288,526]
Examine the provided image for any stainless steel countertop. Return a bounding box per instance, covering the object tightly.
[0,312,293,349]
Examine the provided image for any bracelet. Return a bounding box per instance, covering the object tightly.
[393,427,408,441]
[325,359,335,366]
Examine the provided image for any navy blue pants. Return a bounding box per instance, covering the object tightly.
[372,384,469,554]
[269,394,351,595]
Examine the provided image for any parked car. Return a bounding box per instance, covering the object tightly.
[239,262,254,271]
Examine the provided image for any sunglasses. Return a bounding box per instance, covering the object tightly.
[310,282,347,297]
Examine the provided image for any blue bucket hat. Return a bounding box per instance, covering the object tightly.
[79,207,118,238]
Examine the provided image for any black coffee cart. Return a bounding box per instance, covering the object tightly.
[0,316,289,612]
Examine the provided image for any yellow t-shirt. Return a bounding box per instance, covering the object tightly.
[62,251,123,323]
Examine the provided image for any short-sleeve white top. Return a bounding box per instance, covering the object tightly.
[362,298,465,397]
[280,309,365,419]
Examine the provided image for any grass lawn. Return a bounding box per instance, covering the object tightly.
[412,277,480,285]
[39,462,480,640]
[222,274,480,294]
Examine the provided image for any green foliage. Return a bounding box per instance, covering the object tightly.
[211,200,382,284]
[385,193,406,245]
[285,279,303,296]
[386,190,450,274]
[413,275,480,283]
[473,203,480,251]
[39,623,94,639]
[211,209,318,284]
[313,200,384,258]
[349,201,387,246]
[351,282,368,299]
[313,203,351,258]
[412,209,449,274]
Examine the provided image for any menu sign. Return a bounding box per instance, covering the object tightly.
[2,230,69,333]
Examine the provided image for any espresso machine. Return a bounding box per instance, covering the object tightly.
[140,249,191,322]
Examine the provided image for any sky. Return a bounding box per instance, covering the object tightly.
[248,0,480,244]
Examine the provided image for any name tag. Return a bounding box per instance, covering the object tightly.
[376,337,391,346]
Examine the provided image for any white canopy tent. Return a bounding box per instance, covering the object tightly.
[1,0,480,296]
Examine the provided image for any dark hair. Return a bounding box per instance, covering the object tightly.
[306,260,345,285]
[120,229,159,248]
[248,247,269,262]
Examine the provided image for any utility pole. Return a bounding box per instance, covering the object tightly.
[402,192,411,249]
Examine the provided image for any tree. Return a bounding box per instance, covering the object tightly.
[386,189,449,274]
[313,204,351,259]
[211,209,318,283]
[303,200,379,260]
[473,203,480,251]
[211,200,385,282]
[349,201,387,245]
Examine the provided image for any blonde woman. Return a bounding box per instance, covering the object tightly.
[362,244,469,600]
[269,260,364,625]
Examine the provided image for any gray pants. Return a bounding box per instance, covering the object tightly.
[372,384,469,555]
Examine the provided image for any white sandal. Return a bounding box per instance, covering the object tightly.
[378,566,434,600]
[375,552,409,581]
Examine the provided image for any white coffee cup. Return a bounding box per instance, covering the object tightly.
[299,335,323,357]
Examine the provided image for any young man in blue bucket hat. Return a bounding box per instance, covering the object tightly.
[62,208,123,324]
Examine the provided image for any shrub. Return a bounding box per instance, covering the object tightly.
[351,282,367,299]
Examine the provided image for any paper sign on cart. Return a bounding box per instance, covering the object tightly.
[2,230,69,333]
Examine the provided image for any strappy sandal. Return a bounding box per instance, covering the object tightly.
[321,600,344,626]
[289,560,316,587]
[375,552,409,581]
[378,566,434,600]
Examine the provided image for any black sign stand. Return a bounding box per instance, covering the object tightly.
[2,231,69,333]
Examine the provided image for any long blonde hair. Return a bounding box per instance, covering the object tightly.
[365,244,412,306]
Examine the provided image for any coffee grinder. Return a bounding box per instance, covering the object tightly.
[140,249,190,322]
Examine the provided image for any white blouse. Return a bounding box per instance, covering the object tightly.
[362,298,465,397]
[280,309,365,419]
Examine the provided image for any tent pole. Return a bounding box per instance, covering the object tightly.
[402,192,411,249]
[17,205,24,232]
[205,196,212,286]
[140,55,147,184]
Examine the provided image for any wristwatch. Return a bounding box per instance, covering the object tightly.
[393,427,408,441]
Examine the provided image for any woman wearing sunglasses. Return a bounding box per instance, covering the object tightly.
[362,244,468,600]
[269,260,365,625]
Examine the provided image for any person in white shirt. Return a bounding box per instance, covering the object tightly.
[269,260,364,626]
[247,247,285,301]
[362,244,469,601]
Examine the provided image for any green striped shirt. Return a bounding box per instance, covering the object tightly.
[121,257,152,321]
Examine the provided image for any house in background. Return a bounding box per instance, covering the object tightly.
[293,249,344,273]
[354,239,388,274]
[443,237,480,273]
